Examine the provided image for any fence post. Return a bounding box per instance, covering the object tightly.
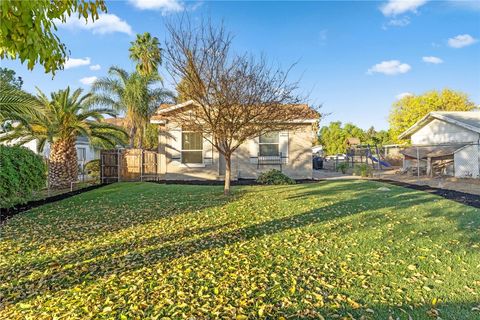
[117,149,121,183]
[416,146,420,179]
[140,149,144,182]
[100,152,103,184]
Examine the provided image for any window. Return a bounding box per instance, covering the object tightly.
[182,131,203,164]
[259,132,279,156]
[77,147,86,161]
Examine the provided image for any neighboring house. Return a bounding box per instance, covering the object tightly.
[312,145,323,156]
[150,100,319,180]
[0,135,99,166]
[399,111,480,178]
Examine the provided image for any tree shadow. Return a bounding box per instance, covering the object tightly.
[277,300,479,319]
[3,182,244,244]
[1,183,447,307]
[2,180,478,317]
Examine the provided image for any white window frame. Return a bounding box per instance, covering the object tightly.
[181,130,204,167]
[77,147,86,161]
[259,132,280,157]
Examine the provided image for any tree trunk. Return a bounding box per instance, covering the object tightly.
[129,126,137,148]
[138,125,144,149]
[49,137,78,189]
[224,154,231,195]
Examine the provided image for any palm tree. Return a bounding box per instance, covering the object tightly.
[91,66,174,148]
[0,87,127,188]
[129,32,162,77]
[0,86,43,126]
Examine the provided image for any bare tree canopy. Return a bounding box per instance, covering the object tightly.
[163,17,320,194]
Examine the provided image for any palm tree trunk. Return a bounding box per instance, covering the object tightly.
[138,125,144,149]
[49,137,78,189]
[129,126,137,148]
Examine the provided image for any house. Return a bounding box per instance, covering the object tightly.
[399,111,480,178]
[149,100,319,180]
[312,145,323,156]
[0,135,99,167]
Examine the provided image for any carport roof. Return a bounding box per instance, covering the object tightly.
[400,144,467,159]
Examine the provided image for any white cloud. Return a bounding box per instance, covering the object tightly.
[79,76,98,86]
[396,92,413,100]
[128,0,184,13]
[367,60,411,75]
[447,34,477,48]
[64,57,91,69]
[89,64,101,71]
[58,13,133,35]
[380,0,428,16]
[422,56,443,64]
[387,17,411,27]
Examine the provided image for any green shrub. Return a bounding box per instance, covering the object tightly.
[257,169,295,185]
[336,162,349,174]
[354,164,373,178]
[85,159,100,181]
[0,145,47,208]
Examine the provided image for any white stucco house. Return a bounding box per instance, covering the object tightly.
[399,111,480,178]
[149,101,319,181]
[0,136,99,167]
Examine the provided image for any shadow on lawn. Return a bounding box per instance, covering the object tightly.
[3,181,468,307]
[5,183,243,243]
[280,300,479,320]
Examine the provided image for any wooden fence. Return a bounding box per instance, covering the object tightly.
[100,149,160,183]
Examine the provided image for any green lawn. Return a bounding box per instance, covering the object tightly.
[1,181,479,319]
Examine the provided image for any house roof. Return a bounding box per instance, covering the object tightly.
[150,100,319,123]
[399,111,480,140]
[345,137,361,145]
[103,117,128,127]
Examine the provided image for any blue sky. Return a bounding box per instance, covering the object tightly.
[2,0,480,130]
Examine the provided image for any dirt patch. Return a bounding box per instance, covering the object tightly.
[375,169,480,196]
[374,179,480,209]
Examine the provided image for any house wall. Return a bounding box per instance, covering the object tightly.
[161,122,227,180]
[411,119,480,145]
[454,145,480,178]
[236,124,313,179]
[0,137,98,163]
[159,122,314,180]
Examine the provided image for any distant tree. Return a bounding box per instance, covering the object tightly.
[389,89,477,142]
[344,123,365,142]
[0,0,107,74]
[164,18,318,195]
[129,32,162,77]
[364,126,392,145]
[0,68,23,89]
[175,52,201,103]
[318,122,346,155]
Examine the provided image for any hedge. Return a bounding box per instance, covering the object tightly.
[0,145,47,209]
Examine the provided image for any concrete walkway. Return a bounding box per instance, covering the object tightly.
[313,170,359,180]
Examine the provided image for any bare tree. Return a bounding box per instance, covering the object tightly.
[163,18,319,195]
